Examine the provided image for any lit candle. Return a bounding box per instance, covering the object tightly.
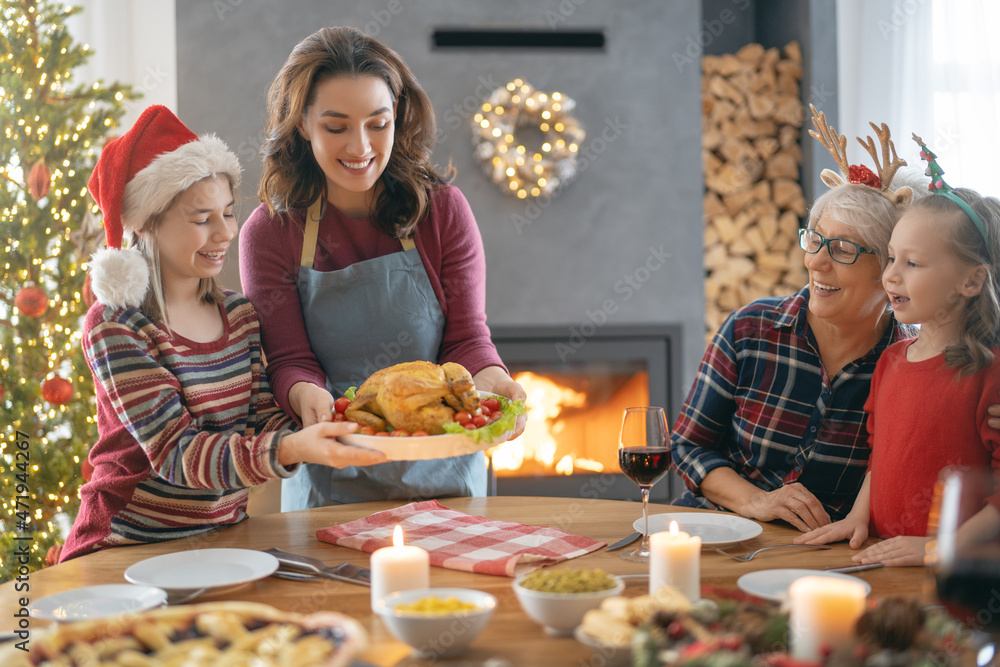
[788,575,867,660]
[649,520,701,601]
[370,525,430,610]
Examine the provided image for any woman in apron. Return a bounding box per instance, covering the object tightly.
[239,27,526,510]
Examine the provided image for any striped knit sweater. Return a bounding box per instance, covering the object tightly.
[61,292,298,561]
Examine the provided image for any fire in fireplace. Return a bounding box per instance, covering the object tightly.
[488,324,683,503]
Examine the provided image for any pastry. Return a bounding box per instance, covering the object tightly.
[0,601,367,666]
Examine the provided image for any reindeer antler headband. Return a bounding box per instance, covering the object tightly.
[807,104,914,208]
[911,134,988,242]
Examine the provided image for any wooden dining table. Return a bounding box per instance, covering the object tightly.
[0,496,933,665]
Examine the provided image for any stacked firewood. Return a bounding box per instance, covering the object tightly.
[702,41,808,338]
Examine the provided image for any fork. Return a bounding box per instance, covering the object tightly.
[711,543,831,562]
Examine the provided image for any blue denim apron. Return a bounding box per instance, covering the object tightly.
[280,201,487,510]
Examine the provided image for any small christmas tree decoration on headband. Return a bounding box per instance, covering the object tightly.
[808,104,914,207]
[911,133,988,242]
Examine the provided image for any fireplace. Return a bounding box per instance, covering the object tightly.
[488,324,684,503]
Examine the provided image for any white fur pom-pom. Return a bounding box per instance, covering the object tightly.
[89,247,149,309]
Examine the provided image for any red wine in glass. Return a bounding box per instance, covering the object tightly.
[935,559,1000,634]
[618,406,669,564]
[619,447,670,487]
[929,466,1000,664]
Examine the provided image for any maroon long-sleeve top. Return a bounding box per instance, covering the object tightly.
[238,185,504,411]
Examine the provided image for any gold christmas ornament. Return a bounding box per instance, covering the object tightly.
[471,79,585,199]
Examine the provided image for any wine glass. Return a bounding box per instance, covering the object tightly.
[927,466,1000,665]
[618,406,671,563]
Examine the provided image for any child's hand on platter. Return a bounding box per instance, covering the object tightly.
[279,421,388,468]
[852,535,930,567]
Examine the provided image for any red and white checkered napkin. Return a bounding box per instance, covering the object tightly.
[316,500,606,577]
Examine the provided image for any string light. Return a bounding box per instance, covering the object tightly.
[471,79,585,199]
[1,0,136,580]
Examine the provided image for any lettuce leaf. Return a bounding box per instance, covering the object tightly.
[440,395,526,444]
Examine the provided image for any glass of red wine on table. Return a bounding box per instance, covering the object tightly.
[928,466,1000,666]
[618,406,671,563]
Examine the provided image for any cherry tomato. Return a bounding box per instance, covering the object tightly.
[331,412,346,422]
[463,422,477,430]
[334,397,351,414]
[375,431,390,437]
[482,397,501,413]
[358,425,376,436]
[411,430,429,437]
[453,411,473,425]
[489,411,502,422]
[390,430,410,437]
[480,405,492,417]
[471,414,489,428]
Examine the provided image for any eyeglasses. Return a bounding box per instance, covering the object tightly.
[798,228,878,265]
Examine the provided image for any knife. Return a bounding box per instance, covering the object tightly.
[605,531,642,551]
[824,563,885,574]
[264,548,371,587]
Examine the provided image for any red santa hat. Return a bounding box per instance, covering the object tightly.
[88,105,241,309]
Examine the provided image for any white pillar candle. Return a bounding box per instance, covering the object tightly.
[648,520,701,601]
[370,525,430,610]
[788,575,867,661]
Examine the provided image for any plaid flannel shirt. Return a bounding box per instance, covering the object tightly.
[670,287,913,520]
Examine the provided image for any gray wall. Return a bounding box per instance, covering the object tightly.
[175,0,833,389]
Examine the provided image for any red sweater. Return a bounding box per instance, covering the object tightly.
[238,185,504,409]
[865,340,1000,538]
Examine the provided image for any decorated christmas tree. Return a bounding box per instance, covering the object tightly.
[0,0,137,582]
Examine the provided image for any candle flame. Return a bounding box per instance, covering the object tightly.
[669,520,679,536]
[392,525,404,547]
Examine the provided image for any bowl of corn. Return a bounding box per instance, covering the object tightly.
[373,588,497,658]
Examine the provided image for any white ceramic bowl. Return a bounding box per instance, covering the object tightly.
[512,573,626,636]
[373,588,497,658]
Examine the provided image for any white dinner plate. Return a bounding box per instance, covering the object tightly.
[30,584,167,622]
[124,548,278,592]
[737,568,872,602]
[339,392,513,461]
[634,512,763,547]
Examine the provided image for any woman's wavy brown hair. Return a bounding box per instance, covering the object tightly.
[257,27,454,237]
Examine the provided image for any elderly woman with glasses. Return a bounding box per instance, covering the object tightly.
[671,178,925,531]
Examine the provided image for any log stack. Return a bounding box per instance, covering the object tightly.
[702,41,809,339]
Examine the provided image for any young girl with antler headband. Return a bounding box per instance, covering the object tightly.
[797,138,1000,566]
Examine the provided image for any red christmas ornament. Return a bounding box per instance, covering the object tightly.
[81,455,95,482]
[0,384,5,402]
[28,159,51,200]
[848,164,881,189]
[82,274,96,308]
[15,285,48,318]
[41,376,73,405]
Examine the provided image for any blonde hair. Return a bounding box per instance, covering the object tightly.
[909,189,1000,376]
[126,174,238,329]
[258,26,453,238]
[808,184,905,270]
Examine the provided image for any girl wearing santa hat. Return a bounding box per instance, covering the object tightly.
[61,105,385,561]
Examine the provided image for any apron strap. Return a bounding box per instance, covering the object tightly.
[300,198,416,264]
[300,200,323,268]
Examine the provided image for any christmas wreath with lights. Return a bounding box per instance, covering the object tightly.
[471,79,585,199]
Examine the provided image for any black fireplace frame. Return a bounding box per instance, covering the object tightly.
[489,323,684,503]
